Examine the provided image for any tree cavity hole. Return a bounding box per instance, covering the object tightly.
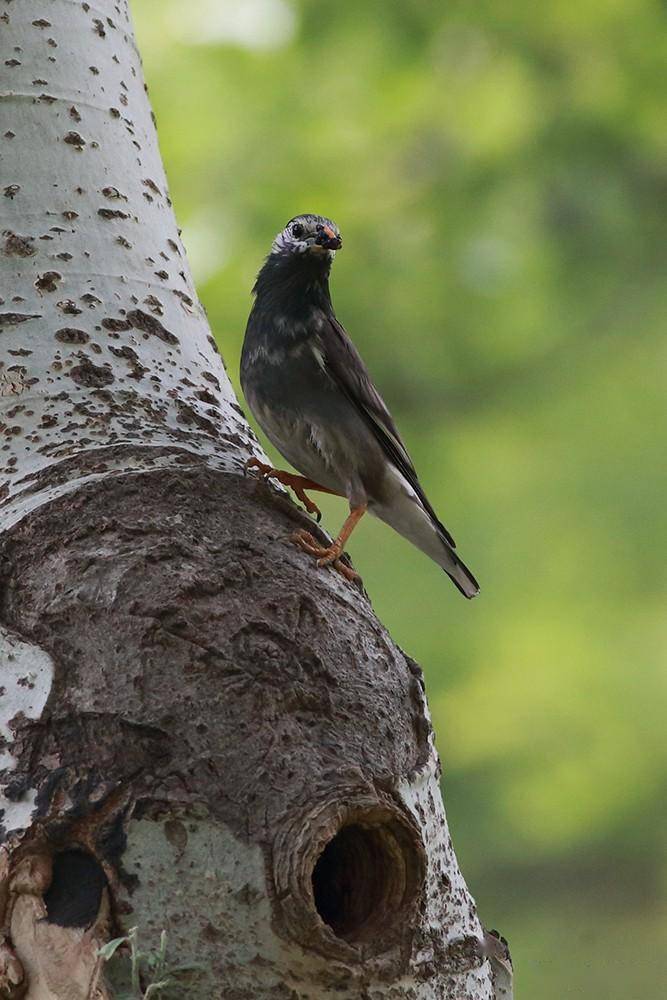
[311,821,411,943]
[44,849,106,928]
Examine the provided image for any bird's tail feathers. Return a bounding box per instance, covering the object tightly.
[373,488,480,598]
[439,539,479,599]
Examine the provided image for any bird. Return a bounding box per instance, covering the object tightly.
[240,213,479,597]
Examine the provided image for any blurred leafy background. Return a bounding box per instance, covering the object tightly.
[133,1,667,995]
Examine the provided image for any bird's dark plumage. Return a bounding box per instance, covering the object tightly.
[240,213,479,597]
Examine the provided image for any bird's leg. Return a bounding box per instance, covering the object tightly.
[291,504,367,582]
[244,456,341,522]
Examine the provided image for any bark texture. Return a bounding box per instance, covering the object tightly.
[0,2,511,998]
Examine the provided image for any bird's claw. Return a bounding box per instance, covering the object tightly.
[290,528,331,558]
[244,457,323,522]
[244,456,272,477]
[290,529,361,583]
[293,489,322,522]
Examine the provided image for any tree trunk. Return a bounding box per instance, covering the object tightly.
[0,2,511,998]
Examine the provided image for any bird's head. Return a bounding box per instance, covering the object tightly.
[271,214,342,259]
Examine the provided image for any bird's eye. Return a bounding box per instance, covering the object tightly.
[291,223,304,238]
[316,223,324,232]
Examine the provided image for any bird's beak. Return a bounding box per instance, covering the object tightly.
[313,225,342,252]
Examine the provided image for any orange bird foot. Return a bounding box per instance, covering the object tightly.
[290,529,361,583]
[244,456,336,522]
[290,504,367,584]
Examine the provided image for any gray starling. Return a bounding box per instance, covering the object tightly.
[240,213,479,596]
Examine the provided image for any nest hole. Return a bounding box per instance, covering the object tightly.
[311,821,413,943]
[43,849,107,929]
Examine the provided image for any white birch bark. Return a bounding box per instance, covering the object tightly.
[0,3,510,998]
[0,0,255,531]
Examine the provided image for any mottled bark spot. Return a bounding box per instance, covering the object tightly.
[3,232,36,257]
[63,131,86,149]
[143,295,163,315]
[80,294,102,308]
[35,271,62,293]
[57,300,82,315]
[196,389,218,406]
[69,358,114,387]
[202,372,221,390]
[176,402,216,435]
[101,318,131,332]
[98,208,129,221]
[127,309,179,345]
[108,345,138,362]
[0,313,41,329]
[173,290,194,308]
[55,328,90,345]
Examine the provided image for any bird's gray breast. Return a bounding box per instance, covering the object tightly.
[241,315,377,494]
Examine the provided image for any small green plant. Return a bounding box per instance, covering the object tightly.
[97,926,171,999]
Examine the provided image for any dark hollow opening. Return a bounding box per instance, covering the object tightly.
[311,823,405,942]
[43,849,107,929]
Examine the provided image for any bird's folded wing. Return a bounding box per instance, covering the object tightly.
[316,315,456,549]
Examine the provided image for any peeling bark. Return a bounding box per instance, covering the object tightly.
[0,2,510,998]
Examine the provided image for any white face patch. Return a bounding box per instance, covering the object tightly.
[271,233,336,259]
[271,230,306,255]
[270,216,340,258]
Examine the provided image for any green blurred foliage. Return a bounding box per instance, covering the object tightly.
[133,1,667,996]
